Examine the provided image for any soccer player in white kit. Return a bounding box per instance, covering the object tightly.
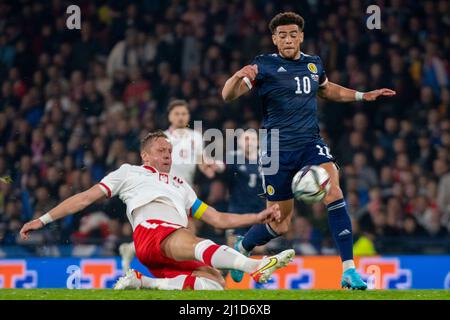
[165,99,206,185]
[19,130,294,290]
[118,99,221,271]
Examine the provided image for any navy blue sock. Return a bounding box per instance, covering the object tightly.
[241,223,279,252]
[327,199,354,262]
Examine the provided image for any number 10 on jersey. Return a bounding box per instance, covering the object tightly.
[294,76,311,94]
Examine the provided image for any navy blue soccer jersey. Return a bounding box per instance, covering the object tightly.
[225,151,265,214]
[250,52,328,151]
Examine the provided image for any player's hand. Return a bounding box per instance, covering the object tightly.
[363,88,396,101]
[257,204,281,224]
[20,219,44,241]
[199,158,226,178]
[198,163,216,178]
[235,64,258,81]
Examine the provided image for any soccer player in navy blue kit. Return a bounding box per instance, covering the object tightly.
[222,12,396,290]
[222,130,265,238]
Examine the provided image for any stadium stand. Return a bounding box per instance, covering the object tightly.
[0,0,449,258]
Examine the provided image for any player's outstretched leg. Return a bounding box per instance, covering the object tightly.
[115,239,294,290]
[119,241,136,272]
[114,269,224,290]
[163,228,294,284]
[320,162,367,290]
[231,199,293,282]
[193,239,294,284]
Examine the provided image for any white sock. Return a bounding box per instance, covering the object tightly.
[211,246,261,273]
[194,240,261,273]
[141,275,187,290]
[194,277,224,290]
[343,259,355,272]
[238,241,249,255]
[141,274,223,290]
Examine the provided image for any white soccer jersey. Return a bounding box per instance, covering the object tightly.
[98,164,208,229]
[164,127,203,185]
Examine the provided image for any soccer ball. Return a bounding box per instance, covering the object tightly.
[291,165,331,203]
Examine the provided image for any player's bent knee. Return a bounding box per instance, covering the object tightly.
[268,207,293,235]
[269,219,290,235]
[193,266,226,287]
[324,185,344,204]
[276,224,290,235]
[195,277,224,290]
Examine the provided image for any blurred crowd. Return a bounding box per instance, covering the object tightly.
[0,0,449,256]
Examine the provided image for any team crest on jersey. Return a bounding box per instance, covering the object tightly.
[267,185,275,195]
[307,63,318,74]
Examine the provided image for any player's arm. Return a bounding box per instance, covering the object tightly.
[318,81,396,102]
[195,201,281,229]
[221,64,258,102]
[19,184,106,240]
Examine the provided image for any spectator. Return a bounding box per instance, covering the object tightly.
[352,152,378,204]
[402,216,428,238]
[107,28,140,77]
[0,0,447,256]
[290,216,321,256]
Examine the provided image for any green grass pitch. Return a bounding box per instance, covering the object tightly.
[0,289,449,300]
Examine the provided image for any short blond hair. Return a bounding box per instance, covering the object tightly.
[140,130,168,151]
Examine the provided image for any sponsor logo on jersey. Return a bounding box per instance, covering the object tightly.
[277,66,287,72]
[311,74,319,82]
[267,185,275,195]
[307,63,318,74]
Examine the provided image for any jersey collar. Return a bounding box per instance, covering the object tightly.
[142,165,158,173]
[277,51,305,61]
[168,127,188,138]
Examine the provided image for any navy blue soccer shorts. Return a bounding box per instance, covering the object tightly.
[260,140,336,201]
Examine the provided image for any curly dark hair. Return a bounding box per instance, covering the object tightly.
[269,12,305,34]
